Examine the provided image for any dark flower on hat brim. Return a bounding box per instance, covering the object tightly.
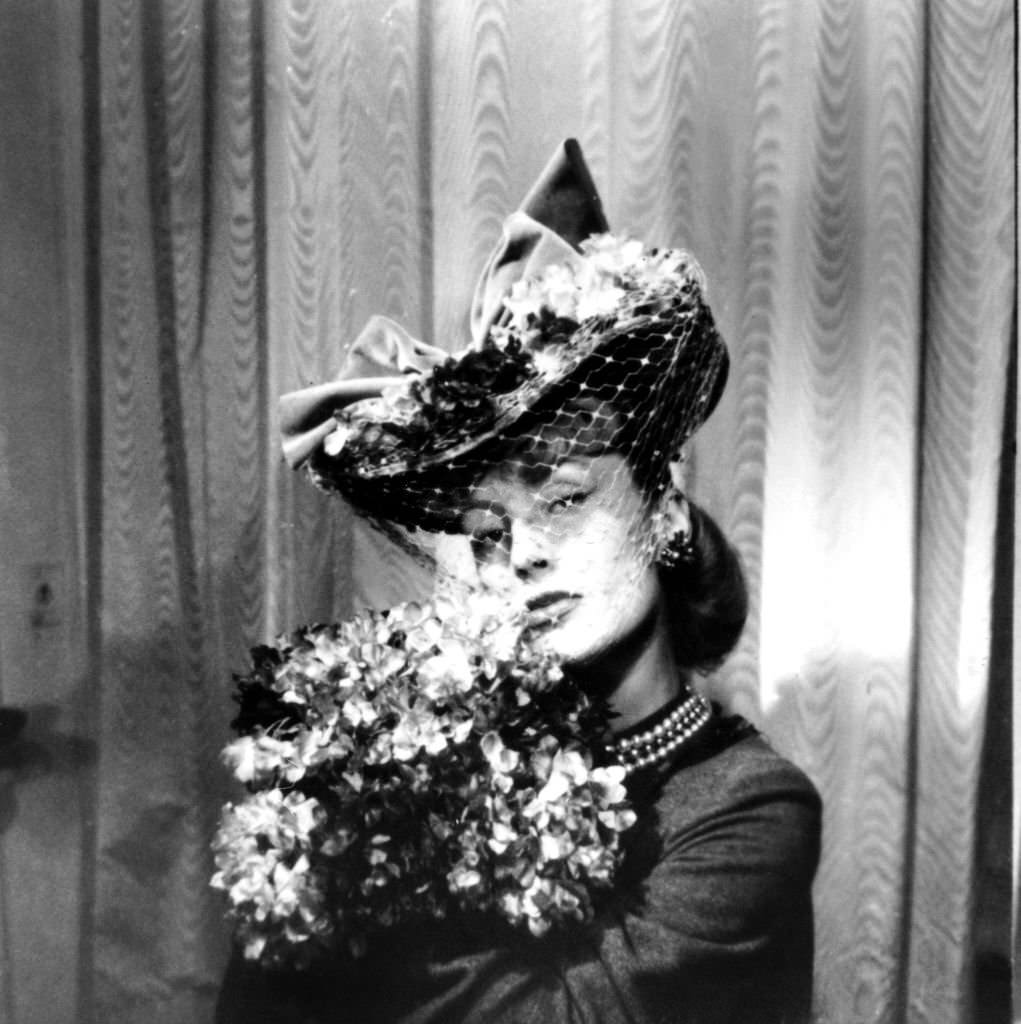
[309,337,538,483]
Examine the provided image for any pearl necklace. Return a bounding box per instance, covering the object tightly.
[609,691,712,775]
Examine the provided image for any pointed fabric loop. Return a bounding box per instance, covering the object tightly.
[279,315,447,468]
[468,139,607,344]
[518,138,609,248]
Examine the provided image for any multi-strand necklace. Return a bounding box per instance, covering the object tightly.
[609,690,713,775]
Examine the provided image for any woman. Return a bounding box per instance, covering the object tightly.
[218,139,821,1023]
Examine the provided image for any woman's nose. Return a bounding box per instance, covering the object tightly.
[509,521,550,579]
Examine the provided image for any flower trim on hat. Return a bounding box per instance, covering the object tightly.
[313,338,538,487]
[312,233,710,491]
[496,232,708,346]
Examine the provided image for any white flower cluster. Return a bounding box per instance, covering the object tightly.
[450,733,635,936]
[495,232,707,353]
[211,790,331,962]
[211,590,634,967]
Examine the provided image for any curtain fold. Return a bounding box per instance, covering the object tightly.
[907,2,1015,1019]
[76,2,1013,1022]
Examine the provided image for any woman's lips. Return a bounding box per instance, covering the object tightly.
[524,592,580,627]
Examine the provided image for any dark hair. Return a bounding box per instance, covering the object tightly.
[660,500,748,672]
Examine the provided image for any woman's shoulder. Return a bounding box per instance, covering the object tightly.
[663,709,817,790]
[609,709,820,989]
[652,711,822,855]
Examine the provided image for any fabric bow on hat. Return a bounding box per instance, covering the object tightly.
[279,316,446,469]
[279,139,608,470]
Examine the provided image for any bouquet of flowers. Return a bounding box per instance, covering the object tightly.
[211,592,636,969]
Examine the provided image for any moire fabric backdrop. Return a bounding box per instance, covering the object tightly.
[23,1,1013,1022]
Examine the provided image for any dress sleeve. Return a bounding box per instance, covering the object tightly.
[385,743,822,1024]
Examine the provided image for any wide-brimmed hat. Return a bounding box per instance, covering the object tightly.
[279,139,728,532]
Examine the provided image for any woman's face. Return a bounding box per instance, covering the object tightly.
[461,450,663,669]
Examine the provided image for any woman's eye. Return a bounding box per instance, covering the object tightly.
[546,491,589,514]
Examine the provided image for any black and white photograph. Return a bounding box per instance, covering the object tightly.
[0,2,1014,1022]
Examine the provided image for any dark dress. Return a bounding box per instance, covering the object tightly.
[216,714,821,1023]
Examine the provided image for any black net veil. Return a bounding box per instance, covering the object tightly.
[279,141,729,645]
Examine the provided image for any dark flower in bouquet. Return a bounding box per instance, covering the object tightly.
[211,592,636,969]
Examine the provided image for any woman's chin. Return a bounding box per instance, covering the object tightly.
[534,621,599,667]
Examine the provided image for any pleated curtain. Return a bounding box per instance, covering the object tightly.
[76,1,1013,1021]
